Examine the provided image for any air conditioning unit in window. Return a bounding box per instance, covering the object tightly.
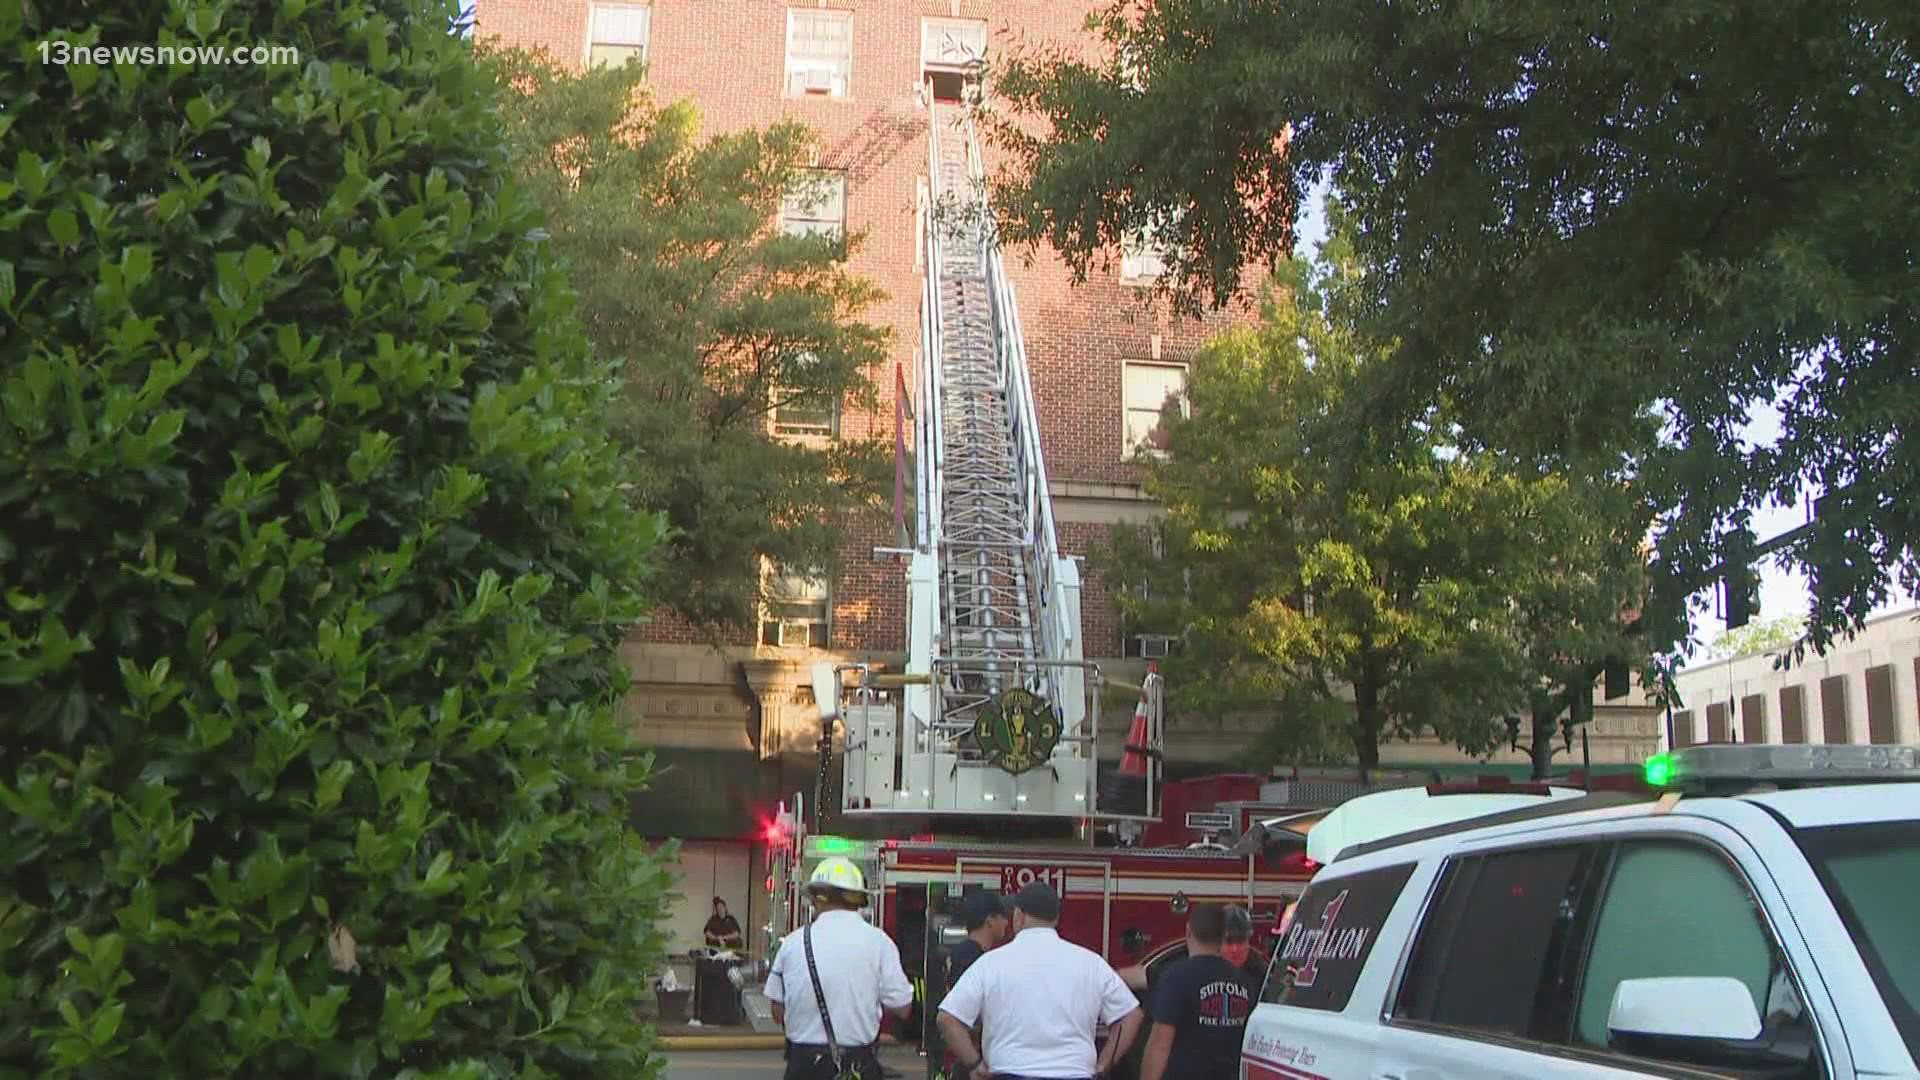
[1134,634,1175,660]
[778,620,816,648]
[802,67,834,93]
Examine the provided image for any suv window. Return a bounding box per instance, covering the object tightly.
[1393,843,1603,1039]
[1575,841,1795,1045]
[1797,822,1917,1060]
[1264,863,1415,1011]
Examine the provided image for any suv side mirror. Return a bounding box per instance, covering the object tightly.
[1608,977,1815,1077]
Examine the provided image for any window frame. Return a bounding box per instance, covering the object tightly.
[1120,213,1182,282]
[1387,840,1609,1045]
[583,2,651,70]
[1121,360,1188,460]
[779,169,848,240]
[759,562,831,650]
[1382,829,1834,1078]
[769,349,840,440]
[921,16,987,72]
[784,7,853,99]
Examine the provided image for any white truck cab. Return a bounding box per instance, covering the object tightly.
[1243,744,1920,1079]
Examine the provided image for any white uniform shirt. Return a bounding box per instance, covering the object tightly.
[938,927,1140,1078]
[766,909,915,1046]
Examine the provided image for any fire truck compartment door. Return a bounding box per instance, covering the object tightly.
[955,857,1115,957]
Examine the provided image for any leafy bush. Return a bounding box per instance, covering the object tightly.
[0,1,672,1076]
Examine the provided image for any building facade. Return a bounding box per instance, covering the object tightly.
[475,0,1262,965]
[1670,607,1920,750]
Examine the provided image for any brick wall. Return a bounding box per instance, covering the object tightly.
[476,0,1263,662]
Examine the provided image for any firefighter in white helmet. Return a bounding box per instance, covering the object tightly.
[767,856,915,1080]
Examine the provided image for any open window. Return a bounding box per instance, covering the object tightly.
[922,17,985,102]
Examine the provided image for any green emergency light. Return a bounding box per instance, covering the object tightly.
[1643,753,1676,787]
[812,835,858,855]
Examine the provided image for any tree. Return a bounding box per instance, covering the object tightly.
[988,0,1919,654]
[1106,223,1644,773]
[486,48,892,631]
[1,2,672,1075]
[1713,615,1809,660]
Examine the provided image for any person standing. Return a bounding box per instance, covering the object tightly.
[706,896,744,950]
[1219,906,1265,985]
[937,882,1144,1080]
[767,858,916,1080]
[1139,904,1257,1080]
[945,891,1010,988]
[938,892,1010,1076]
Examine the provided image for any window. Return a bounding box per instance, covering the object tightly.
[1800,822,1920,1060]
[1865,664,1898,744]
[1741,693,1768,742]
[1820,674,1851,743]
[1706,700,1731,743]
[1574,841,1817,1069]
[1393,844,1601,1040]
[1780,684,1807,743]
[761,566,829,649]
[785,9,852,98]
[1265,863,1415,1010]
[586,3,650,68]
[780,171,846,239]
[1121,213,1183,281]
[1122,362,1187,457]
[922,17,986,70]
[772,353,837,438]
[1672,709,1696,747]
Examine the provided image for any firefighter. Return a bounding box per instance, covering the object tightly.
[767,857,916,1080]
[936,882,1144,1080]
[1137,904,1256,1080]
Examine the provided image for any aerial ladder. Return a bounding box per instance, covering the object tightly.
[812,98,1165,825]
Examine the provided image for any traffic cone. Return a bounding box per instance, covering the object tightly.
[1120,661,1155,778]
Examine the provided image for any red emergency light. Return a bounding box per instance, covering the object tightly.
[760,816,790,845]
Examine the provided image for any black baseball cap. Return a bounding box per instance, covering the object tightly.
[959,891,1008,930]
[1011,881,1061,922]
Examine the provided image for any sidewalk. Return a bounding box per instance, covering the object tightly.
[659,1022,929,1067]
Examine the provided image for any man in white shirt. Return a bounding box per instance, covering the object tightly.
[936,882,1145,1080]
[768,857,917,1080]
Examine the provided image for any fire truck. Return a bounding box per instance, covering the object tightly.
[738,91,1324,1065]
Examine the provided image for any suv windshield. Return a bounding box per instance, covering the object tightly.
[1798,821,1920,1059]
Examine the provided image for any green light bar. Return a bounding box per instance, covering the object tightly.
[810,835,859,855]
[1644,753,1676,787]
[1649,744,1920,787]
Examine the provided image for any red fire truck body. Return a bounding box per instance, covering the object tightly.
[875,837,1310,963]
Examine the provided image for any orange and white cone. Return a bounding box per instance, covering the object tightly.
[1120,661,1155,778]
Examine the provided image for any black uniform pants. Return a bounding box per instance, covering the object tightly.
[783,1042,881,1080]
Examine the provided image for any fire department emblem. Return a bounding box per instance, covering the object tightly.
[974,688,1060,775]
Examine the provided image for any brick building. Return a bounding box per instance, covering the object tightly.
[475,0,1263,961]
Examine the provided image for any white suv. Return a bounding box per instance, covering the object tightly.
[1244,745,1920,1079]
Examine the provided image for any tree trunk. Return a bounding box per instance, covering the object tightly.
[1353,672,1382,780]
[1529,702,1558,780]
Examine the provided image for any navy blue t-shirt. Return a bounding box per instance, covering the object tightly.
[1147,953,1255,1080]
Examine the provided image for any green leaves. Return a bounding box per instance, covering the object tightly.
[1108,218,1647,772]
[3,1,670,1076]
[487,46,892,632]
[991,0,1919,651]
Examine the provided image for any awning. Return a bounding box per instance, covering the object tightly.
[629,748,766,840]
